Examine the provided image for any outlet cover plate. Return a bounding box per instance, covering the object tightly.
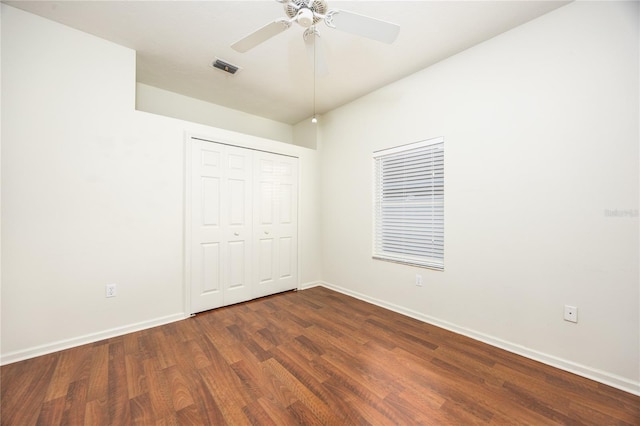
[564,305,577,323]
[106,284,117,298]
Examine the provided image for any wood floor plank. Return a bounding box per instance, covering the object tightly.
[286,399,325,425]
[262,357,334,424]
[185,339,213,370]
[129,392,155,425]
[198,318,261,366]
[175,403,203,424]
[196,339,255,423]
[141,358,173,421]
[124,353,147,400]
[162,365,195,412]
[386,390,444,424]
[567,399,639,426]
[107,340,132,425]
[135,333,157,361]
[549,373,640,422]
[84,343,109,404]
[35,396,66,426]
[1,353,57,426]
[322,343,406,399]
[321,376,386,425]
[390,346,501,422]
[242,399,279,426]
[188,372,226,425]
[2,287,638,425]
[83,397,109,425]
[44,348,79,402]
[198,364,253,424]
[253,396,299,425]
[315,355,418,424]
[152,330,177,370]
[502,380,578,424]
[122,332,140,355]
[60,377,89,425]
[271,343,332,383]
[268,346,333,404]
[154,413,180,426]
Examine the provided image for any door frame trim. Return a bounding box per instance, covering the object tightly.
[183,135,193,316]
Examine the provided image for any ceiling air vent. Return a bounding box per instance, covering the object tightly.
[212,58,239,75]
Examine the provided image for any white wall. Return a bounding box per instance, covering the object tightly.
[136,83,294,145]
[319,0,639,393]
[0,4,320,362]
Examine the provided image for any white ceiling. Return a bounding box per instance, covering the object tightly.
[5,1,571,124]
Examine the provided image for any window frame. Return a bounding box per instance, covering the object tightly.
[372,136,444,271]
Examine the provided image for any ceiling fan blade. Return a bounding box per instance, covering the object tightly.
[231,19,292,53]
[327,9,400,44]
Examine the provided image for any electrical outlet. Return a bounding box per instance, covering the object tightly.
[106,283,117,298]
[564,305,577,323]
[415,274,423,287]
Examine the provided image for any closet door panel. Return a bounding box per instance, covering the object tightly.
[253,152,298,298]
[222,145,253,305]
[274,156,298,293]
[190,141,224,312]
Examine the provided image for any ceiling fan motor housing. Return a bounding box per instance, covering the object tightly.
[285,0,327,27]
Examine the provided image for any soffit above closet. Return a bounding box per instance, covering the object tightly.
[5,1,571,125]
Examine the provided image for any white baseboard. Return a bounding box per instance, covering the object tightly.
[0,313,187,366]
[298,281,322,290]
[317,281,640,397]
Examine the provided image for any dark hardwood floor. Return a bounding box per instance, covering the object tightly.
[2,286,639,425]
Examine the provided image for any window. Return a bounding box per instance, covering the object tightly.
[373,137,444,270]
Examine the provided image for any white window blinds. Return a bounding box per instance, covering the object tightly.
[373,137,444,270]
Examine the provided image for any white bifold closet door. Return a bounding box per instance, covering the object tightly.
[189,138,298,314]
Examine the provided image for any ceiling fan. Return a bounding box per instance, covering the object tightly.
[231,0,400,53]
